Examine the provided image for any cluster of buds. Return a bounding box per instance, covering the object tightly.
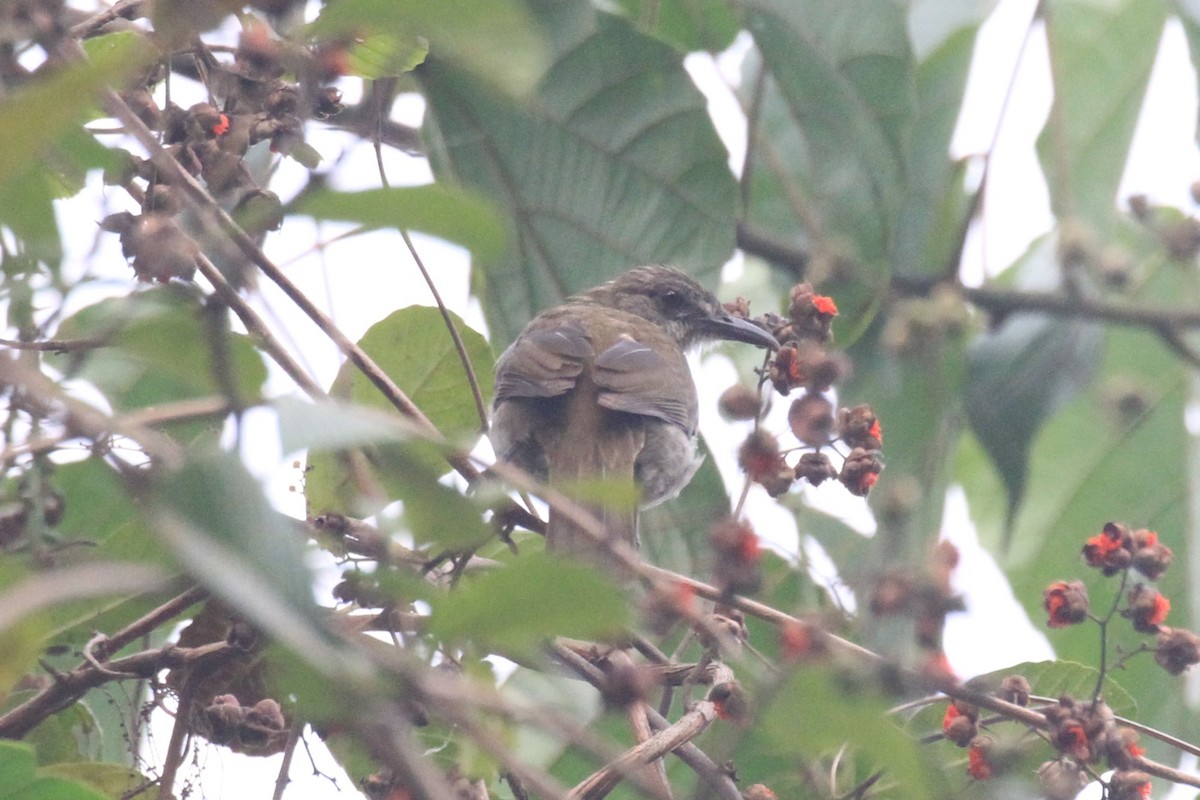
[1042,521,1198,675]
[869,541,963,674]
[101,16,345,283]
[709,517,762,597]
[723,284,883,499]
[943,681,1150,798]
[196,693,288,755]
[1041,697,1149,799]
[941,677,1031,781]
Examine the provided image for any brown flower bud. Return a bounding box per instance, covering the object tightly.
[1104,726,1145,770]
[1083,521,1133,575]
[942,703,977,747]
[786,283,837,342]
[787,392,834,446]
[1130,528,1172,580]
[1125,584,1170,633]
[998,675,1030,706]
[1109,770,1152,800]
[708,681,749,724]
[838,404,882,450]
[1155,627,1200,675]
[1037,760,1088,800]
[839,447,882,497]
[738,430,782,484]
[1043,580,1089,629]
[710,518,761,596]
[794,451,837,487]
[719,384,761,420]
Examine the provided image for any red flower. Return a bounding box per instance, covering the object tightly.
[942,703,961,730]
[813,295,838,316]
[1059,723,1090,761]
[967,742,992,780]
[212,113,230,136]
[1043,580,1089,628]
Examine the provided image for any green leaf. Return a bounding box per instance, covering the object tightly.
[48,287,268,414]
[964,235,1103,524]
[743,665,946,799]
[41,763,146,798]
[332,305,493,438]
[956,225,1195,743]
[346,32,429,79]
[890,23,979,279]
[0,741,107,800]
[292,185,506,263]
[612,0,740,52]
[151,451,362,679]
[422,1,736,345]
[303,306,491,516]
[307,0,549,96]
[276,396,413,456]
[429,553,631,658]
[740,0,913,336]
[0,32,154,192]
[1037,0,1166,231]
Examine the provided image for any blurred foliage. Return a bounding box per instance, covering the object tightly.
[0,0,1198,798]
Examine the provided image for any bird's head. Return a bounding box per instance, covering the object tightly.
[581,265,778,351]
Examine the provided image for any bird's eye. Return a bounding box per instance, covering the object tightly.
[659,288,686,312]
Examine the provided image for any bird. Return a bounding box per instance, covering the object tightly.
[490,265,778,563]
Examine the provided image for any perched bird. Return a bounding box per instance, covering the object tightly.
[491,265,777,562]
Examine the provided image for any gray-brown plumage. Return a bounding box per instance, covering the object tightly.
[490,266,777,562]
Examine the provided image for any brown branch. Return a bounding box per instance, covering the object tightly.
[570,691,726,800]
[0,641,239,739]
[0,337,103,352]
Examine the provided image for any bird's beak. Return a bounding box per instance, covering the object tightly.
[707,312,779,350]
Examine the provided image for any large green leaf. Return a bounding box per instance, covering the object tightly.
[1037,0,1166,231]
[956,234,1196,744]
[428,552,631,659]
[964,235,1104,523]
[292,185,507,263]
[0,741,106,800]
[48,287,268,414]
[421,0,737,345]
[150,451,364,680]
[716,665,948,799]
[303,306,492,518]
[613,0,740,52]
[739,0,913,335]
[331,305,493,439]
[890,21,979,279]
[306,0,549,96]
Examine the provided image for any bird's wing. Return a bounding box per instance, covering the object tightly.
[593,334,698,434]
[493,319,593,401]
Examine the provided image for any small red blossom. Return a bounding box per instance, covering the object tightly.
[967,742,993,780]
[942,703,961,730]
[1083,522,1131,574]
[672,582,697,616]
[1043,580,1089,628]
[738,430,783,483]
[868,418,882,442]
[813,295,838,316]
[212,113,230,136]
[1110,770,1152,800]
[1127,584,1170,633]
[1059,723,1090,761]
[923,650,956,682]
[779,620,813,661]
[1131,528,1173,580]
